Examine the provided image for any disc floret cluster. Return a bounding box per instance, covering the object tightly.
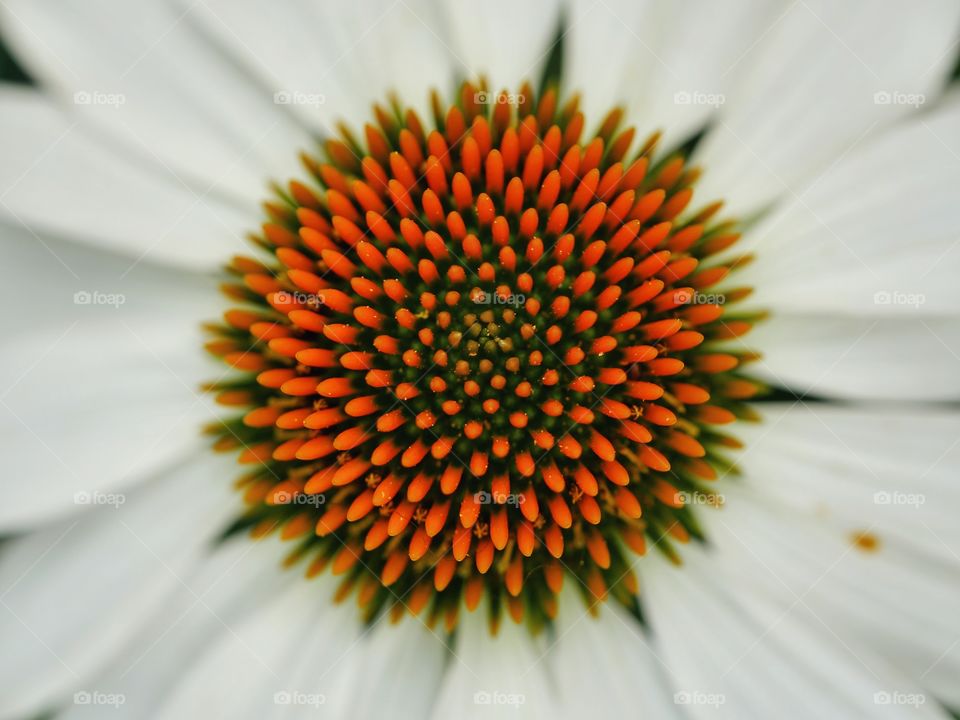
[206,81,761,632]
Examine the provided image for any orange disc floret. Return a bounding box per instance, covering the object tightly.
[206,80,761,633]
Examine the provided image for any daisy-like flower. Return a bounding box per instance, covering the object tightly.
[2,1,960,718]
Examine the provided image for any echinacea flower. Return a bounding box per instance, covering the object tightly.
[2,1,960,719]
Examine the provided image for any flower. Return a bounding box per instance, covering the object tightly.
[1,1,959,719]
[210,79,756,631]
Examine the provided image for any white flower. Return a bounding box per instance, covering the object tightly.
[1,1,959,719]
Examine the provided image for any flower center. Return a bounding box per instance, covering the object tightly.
[206,81,759,633]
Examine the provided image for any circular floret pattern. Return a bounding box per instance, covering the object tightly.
[206,81,763,633]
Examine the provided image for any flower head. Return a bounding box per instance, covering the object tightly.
[2,2,960,718]
[208,80,760,630]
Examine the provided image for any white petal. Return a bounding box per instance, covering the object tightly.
[642,547,951,719]
[741,315,960,400]
[0,86,255,270]
[443,0,563,93]
[55,538,297,720]
[550,590,682,717]
[631,0,796,150]
[694,0,960,215]
[429,605,559,719]
[0,453,240,720]
[739,94,960,317]
[566,0,794,148]
[564,0,660,126]
[0,0,311,202]
[735,404,960,522]
[0,223,225,530]
[176,0,456,131]
[726,96,960,392]
[720,403,960,705]
[332,618,449,720]
[152,578,364,719]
